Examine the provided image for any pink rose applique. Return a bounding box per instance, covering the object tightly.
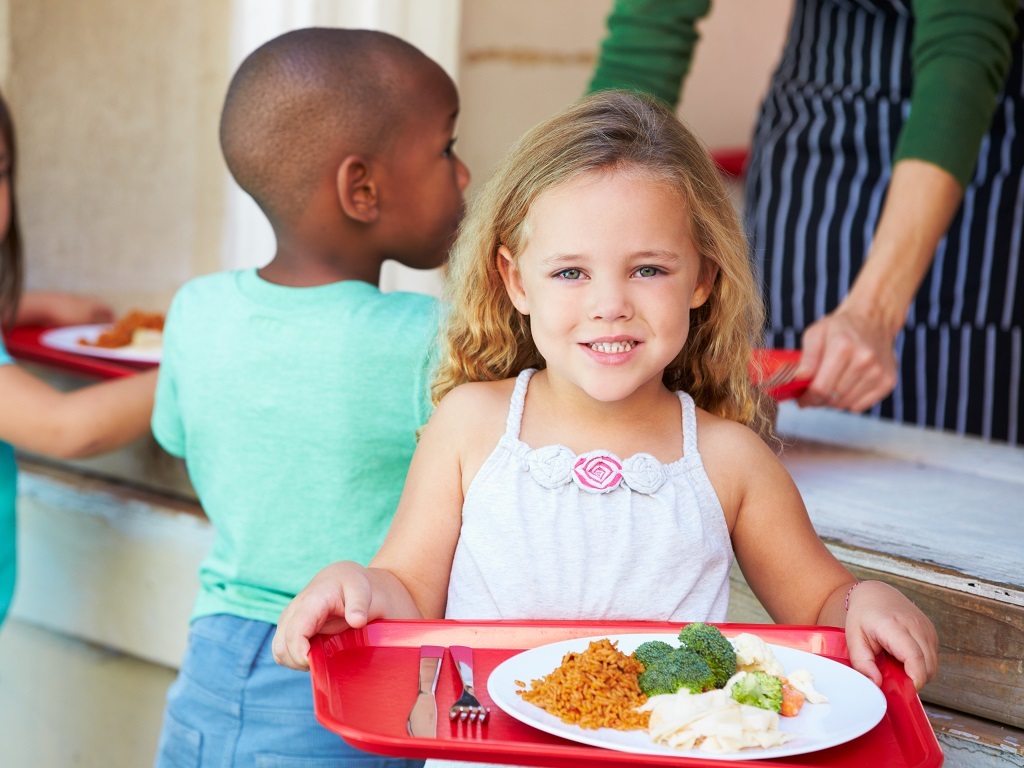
[572,451,624,493]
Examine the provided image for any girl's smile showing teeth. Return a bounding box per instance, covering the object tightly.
[588,340,638,354]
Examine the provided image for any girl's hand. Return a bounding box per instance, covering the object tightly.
[272,561,375,671]
[15,291,115,327]
[844,580,938,690]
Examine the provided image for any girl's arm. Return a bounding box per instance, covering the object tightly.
[704,415,938,689]
[0,365,157,458]
[13,291,114,327]
[273,385,474,671]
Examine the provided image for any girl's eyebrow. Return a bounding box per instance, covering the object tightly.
[542,249,682,265]
[542,253,588,267]
[629,249,683,262]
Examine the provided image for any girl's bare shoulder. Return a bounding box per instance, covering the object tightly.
[429,378,517,440]
[693,406,772,457]
[435,378,516,416]
[693,406,788,521]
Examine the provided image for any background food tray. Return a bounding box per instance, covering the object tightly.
[308,620,942,768]
[2,325,151,378]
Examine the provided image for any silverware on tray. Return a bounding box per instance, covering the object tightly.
[407,645,444,738]
[449,645,489,723]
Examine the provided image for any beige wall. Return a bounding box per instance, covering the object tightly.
[5,0,231,313]
[458,0,792,195]
[2,1,790,313]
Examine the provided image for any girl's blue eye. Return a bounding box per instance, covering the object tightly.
[636,266,661,278]
[443,137,457,158]
[557,268,582,280]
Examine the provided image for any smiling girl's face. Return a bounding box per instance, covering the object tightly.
[498,167,714,405]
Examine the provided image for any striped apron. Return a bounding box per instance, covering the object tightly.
[745,0,1024,444]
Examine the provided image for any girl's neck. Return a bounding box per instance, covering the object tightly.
[519,369,684,462]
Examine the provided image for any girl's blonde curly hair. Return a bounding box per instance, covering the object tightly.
[433,90,772,434]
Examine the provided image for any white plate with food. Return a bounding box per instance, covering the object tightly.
[40,321,162,364]
[487,632,887,760]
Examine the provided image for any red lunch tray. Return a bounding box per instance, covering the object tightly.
[2,325,153,379]
[308,620,942,768]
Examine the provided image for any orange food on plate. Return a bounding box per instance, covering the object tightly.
[517,638,650,731]
[780,682,805,717]
[80,310,165,349]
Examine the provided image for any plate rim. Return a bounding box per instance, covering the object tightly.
[39,323,162,364]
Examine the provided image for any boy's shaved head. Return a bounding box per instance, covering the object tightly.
[220,28,438,226]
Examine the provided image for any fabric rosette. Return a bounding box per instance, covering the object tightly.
[571,451,624,493]
[525,444,576,489]
[622,453,668,494]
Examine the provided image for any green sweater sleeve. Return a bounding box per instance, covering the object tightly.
[587,0,712,107]
[895,0,1018,187]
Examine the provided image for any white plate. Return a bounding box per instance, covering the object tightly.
[39,324,162,364]
[487,633,886,760]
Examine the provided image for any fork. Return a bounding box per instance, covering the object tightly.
[449,645,489,723]
[759,359,800,391]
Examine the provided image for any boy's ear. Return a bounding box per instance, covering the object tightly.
[497,245,529,314]
[336,155,379,223]
[690,262,719,309]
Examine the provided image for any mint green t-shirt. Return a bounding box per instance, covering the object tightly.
[152,270,439,625]
[0,336,17,625]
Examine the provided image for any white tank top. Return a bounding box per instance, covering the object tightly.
[445,368,733,622]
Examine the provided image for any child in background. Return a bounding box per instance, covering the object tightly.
[151,28,469,768]
[274,90,937,728]
[0,90,157,627]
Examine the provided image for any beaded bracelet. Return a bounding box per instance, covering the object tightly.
[844,581,861,612]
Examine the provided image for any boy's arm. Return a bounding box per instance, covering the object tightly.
[0,366,157,458]
[13,291,115,327]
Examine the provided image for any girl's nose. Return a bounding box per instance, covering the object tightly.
[455,156,471,192]
[588,280,634,321]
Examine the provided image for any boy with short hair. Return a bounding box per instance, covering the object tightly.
[152,28,469,766]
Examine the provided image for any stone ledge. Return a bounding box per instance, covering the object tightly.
[11,458,211,668]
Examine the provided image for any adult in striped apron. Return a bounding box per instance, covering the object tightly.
[590,0,1024,444]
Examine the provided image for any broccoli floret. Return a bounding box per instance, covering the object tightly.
[637,649,716,696]
[729,670,783,712]
[634,640,675,670]
[677,622,737,688]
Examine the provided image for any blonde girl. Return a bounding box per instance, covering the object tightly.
[274,91,937,700]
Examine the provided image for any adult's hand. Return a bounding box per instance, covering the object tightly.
[795,306,898,413]
[794,159,964,414]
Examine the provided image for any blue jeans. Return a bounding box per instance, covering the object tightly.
[155,614,425,768]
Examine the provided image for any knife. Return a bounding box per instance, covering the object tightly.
[406,645,444,738]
